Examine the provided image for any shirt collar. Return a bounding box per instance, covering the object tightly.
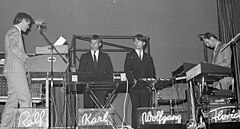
[14,25,21,34]
[135,49,143,55]
[214,42,220,51]
[91,49,99,55]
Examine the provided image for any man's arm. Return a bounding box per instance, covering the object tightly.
[78,54,87,72]
[105,54,114,73]
[124,53,131,72]
[221,46,232,68]
[8,29,28,61]
[124,53,136,82]
[147,56,156,78]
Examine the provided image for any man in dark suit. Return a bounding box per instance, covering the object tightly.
[1,12,33,128]
[124,34,156,129]
[78,34,113,108]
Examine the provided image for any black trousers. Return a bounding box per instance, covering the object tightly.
[129,88,150,129]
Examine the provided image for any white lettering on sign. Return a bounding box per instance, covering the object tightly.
[18,110,46,127]
[81,111,110,125]
[141,110,181,125]
[209,106,240,123]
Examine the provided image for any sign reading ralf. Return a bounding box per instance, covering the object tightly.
[14,108,48,128]
[78,108,113,126]
[138,108,181,125]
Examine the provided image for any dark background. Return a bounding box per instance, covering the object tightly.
[0,0,218,78]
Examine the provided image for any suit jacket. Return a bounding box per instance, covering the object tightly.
[212,42,232,68]
[124,50,156,81]
[4,26,28,74]
[78,51,113,81]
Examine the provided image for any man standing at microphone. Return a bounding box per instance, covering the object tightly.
[1,12,33,128]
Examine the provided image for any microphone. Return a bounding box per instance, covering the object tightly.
[144,35,150,42]
[221,33,240,52]
[34,19,47,31]
[145,35,150,39]
[198,34,205,41]
[230,33,240,42]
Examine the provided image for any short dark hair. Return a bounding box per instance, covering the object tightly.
[198,32,218,41]
[134,34,148,42]
[90,34,102,42]
[13,12,33,25]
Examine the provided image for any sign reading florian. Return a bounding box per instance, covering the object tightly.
[14,108,48,128]
[138,108,182,125]
[78,108,113,126]
[208,106,240,123]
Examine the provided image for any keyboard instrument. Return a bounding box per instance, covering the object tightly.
[36,45,68,54]
[186,62,232,82]
[172,62,196,78]
[26,55,69,73]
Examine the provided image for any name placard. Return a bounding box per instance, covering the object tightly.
[14,108,48,128]
[208,106,240,123]
[77,108,113,127]
[138,107,182,126]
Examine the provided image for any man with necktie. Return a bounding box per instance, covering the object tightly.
[78,34,113,108]
[1,12,33,128]
[124,34,156,129]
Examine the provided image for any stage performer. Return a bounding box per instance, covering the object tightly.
[124,34,156,129]
[199,32,233,90]
[1,12,33,128]
[78,34,113,108]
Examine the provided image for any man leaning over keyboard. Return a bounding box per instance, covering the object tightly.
[198,32,233,91]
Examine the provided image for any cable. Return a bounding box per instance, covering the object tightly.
[51,94,59,127]
[121,79,129,129]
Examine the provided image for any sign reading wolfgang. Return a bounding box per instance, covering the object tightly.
[78,108,113,127]
[138,107,182,125]
[14,108,48,128]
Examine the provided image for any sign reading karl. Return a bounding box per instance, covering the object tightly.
[14,108,48,128]
[78,108,113,127]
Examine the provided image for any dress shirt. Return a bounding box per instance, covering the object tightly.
[91,50,99,62]
[135,49,143,60]
[14,25,21,34]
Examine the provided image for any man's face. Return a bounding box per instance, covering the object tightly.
[134,38,145,50]
[203,38,215,49]
[90,39,101,51]
[21,19,31,32]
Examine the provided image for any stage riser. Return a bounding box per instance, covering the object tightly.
[138,123,240,129]
[210,122,240,129]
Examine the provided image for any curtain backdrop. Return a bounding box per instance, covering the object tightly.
[217,0,240,103]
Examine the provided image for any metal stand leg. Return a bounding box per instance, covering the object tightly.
[45,73,50,128]
[86,83,120,129]
[189,81,196,124]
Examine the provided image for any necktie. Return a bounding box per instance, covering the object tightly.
[93,51,97,69]
[212,51,216,64]
[139,51,142,60]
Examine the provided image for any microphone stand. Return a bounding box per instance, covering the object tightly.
[38,28,68,128]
